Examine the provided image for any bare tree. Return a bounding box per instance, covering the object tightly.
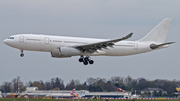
[45,81,51,90]
[12,78,17,92]
[66,79,76,90]
[32,81,43,90]
[86,77,96,86]
[3,82,12,93]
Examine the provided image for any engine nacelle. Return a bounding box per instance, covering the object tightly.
[51,52,71,58]
[59,47,81,56]
[51,47,81,58]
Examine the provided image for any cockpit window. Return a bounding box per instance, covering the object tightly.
[8,37,14,39]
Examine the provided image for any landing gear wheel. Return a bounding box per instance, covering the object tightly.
[84,57,89,61]
[83,61,88,65]
[79,58,84,62]
[89,60,94,64]
[79,55,94,65]
[20,53,24,57]
[20,50,24,57]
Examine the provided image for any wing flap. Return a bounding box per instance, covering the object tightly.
[75,33,133,52]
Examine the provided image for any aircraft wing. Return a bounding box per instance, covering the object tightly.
[74,33,133,53]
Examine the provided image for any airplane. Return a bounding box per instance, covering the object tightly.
[46,88,76,98]
[117,88,125,93]
[4,18,175,65]
[74,90,86,98]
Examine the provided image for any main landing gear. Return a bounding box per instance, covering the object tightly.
[20,50,24,57]
[79,56,94,65]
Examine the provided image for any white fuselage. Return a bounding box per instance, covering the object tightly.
[4,34,164,57]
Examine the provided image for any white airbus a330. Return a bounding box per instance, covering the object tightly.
[4,18,174,65]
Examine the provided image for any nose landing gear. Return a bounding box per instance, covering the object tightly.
[20,50,24,57]
[79,56,94,65]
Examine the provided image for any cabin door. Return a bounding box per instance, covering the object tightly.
[134,43,138,50]
[45,37,49,44]
[19,36,24,43]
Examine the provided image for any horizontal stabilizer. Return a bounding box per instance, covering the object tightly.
[150,42,175,49]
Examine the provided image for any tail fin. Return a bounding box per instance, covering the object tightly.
[70,88,76,95]
[176,84,180,92]
[76,91,85,98]
[139,18,173,43]
[176,84,180,87]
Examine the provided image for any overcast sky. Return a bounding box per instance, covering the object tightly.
[0,0,180,85]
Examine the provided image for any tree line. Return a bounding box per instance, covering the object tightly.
[0,76,179,97]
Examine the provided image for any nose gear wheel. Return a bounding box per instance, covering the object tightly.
[20,50,24,57]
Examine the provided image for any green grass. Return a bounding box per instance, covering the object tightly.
[0,98,180,101]
[0,99,180,101]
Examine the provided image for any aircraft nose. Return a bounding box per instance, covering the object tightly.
[4,39,8,44]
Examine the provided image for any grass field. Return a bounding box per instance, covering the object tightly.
[0,99,180,101]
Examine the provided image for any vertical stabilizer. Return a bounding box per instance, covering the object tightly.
[176,84,180,92]
[70,88,76,95]
[139,18,173,43]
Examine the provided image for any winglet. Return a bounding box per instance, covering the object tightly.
[112,33,133,43]
[124,33,133,39]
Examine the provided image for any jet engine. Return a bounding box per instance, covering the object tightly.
[51,52,71,58]
[51,47,81,58]
[59,47,81,56]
